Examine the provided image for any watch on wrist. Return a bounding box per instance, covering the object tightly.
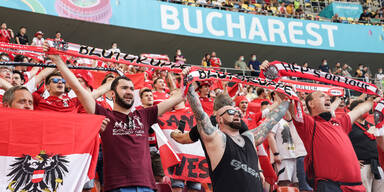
[273,152,280,156]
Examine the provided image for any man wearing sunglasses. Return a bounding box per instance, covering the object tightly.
[185,82,289,192]
[32,72,80,112]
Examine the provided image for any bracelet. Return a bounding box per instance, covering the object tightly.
[273,152,280,156]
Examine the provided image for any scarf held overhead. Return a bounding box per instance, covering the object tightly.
[261,61,381,96]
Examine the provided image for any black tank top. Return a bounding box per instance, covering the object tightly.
[208,133,263,192]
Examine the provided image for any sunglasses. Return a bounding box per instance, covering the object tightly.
[49,78,66,84]
[220,109,242,118]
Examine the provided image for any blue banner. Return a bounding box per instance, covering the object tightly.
[1,0,383,53]
[320,2,363,19]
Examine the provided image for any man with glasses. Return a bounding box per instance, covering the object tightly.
[185,81,289,192]
[33,72,81,112]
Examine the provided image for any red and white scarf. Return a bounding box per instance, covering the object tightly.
[261,61,381,96]
[375,100,384,131]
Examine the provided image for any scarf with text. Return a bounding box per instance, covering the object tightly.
[0,41,300,99]
[261,61,381,96]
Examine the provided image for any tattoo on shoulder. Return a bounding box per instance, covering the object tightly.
[221,132,226,149]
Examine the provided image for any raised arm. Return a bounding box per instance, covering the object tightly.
[33,68,56,87]
[157,69,190,116]
[49,54,96,114]
[348,97,378,124]
[0,77,12,90]
[91,78,113,99]
[330,97,341,112]
[166,72,177,91]
[187,83,219,141]
[243,101,290,146]
[157,88,185,116]
[28,67,41,79]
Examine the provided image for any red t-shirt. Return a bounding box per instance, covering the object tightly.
[0,89,4,107]
[244,111,263,129]
[199,97,214,116]
[209,57,221,67]
[293,114,365,191]
[33,93,81,112]
[153,91,169,105]
[95,104,158,191]
[0,29,11,43]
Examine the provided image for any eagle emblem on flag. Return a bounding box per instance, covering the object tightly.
[6,150,69,192]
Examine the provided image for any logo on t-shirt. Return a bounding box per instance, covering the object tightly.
[113,115,145,136]
[230,159,260,178]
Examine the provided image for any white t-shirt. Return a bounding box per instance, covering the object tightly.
[24,77,37,93]
[108,48,121,53]
[271,119,297,159]
[376,73,384,81]
[32,37,45,47]
[289,121,307,157]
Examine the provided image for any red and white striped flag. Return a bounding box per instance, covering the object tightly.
[151,124,181,168]
[0,108,104,192]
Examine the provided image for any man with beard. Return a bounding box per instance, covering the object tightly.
[46,52,189,192]
[185,80,289,192]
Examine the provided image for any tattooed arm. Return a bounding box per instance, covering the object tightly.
[243,101,290,146]
[187,83,226,171]
[187,84,218,140]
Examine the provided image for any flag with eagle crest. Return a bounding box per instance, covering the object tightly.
[0,108,104,192]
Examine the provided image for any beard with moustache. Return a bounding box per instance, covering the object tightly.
[223,118,242,130]
[114,90,133,109]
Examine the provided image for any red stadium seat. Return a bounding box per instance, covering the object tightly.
[277,186,300,192]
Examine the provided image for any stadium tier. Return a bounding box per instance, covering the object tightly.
[0,1,383,192]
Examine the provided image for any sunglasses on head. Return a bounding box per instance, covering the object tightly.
[49,78,66,84]
[220,109,242,118]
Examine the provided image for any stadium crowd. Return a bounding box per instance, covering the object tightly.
[162,0,384,25]
[1,21,384,192]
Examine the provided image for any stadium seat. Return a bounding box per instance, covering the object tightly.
[270,6,277,13]
[255,3,262,9]
[277,186,300,192]
[248,4,256,11]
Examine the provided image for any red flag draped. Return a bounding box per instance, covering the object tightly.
[0,108,104,192]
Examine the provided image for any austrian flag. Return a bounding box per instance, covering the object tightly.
[0,108,104,192]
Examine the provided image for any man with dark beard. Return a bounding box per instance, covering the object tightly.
[46,51,188,192]
[185,80,290,192]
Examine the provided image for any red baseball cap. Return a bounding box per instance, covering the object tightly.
[34,31,44,37]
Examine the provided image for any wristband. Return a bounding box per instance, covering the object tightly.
[273,152,280,156]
